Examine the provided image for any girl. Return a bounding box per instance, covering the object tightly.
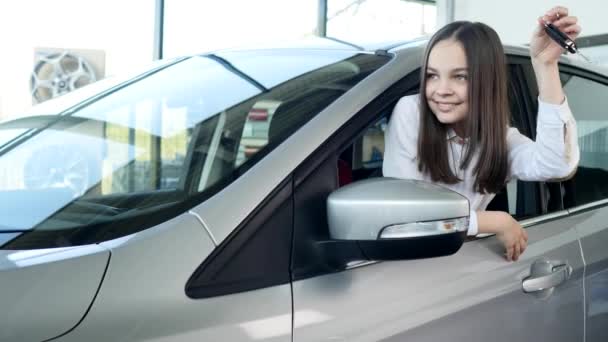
[383,6,581,262]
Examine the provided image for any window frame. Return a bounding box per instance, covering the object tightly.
[509,58,608,226]
[506,57,560,219]
[184,53,394,297]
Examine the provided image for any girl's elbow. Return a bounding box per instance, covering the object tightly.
[546,159,578,181]
[558,149,580,180]
[559,160,579,180]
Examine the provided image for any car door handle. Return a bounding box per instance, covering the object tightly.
[522,264,572,293]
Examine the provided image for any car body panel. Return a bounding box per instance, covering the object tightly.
[569,204,608,341]
[54,213,292,342]
[292,217,584,341]
[0,244,109,341]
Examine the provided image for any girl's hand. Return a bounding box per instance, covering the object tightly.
[530,6,582,65]
[495,215,528,262]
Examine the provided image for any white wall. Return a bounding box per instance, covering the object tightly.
[326,0,436,43]
[452,0,605,45]
[0,0,155,120]
[163,0,318,58]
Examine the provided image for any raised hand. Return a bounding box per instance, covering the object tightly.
[530,6,582,65]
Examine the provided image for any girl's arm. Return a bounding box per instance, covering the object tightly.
[532,61,563,104]
[476,210,528,262]
[508,7,580,182]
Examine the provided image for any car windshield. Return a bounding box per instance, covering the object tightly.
[0,50,390,248]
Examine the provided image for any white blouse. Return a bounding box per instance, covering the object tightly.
[382,94,580,236]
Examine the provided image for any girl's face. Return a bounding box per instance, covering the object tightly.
[425,39,469,131]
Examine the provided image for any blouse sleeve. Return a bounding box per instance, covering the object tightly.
[382,95,422,179]
[508,97,580,181]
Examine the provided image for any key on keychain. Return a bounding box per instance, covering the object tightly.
[543,22,592,62]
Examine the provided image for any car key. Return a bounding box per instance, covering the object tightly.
[543,22,591,62]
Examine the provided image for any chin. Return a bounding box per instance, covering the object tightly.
[432,110,465,125]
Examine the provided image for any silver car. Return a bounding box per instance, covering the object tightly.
[1,38,607,342]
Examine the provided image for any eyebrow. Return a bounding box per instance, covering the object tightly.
[426,67,468,73]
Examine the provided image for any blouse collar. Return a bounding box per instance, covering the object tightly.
[446,128,468,145]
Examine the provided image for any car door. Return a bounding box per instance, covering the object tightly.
[291,57,585,341]
[556,66,608,342]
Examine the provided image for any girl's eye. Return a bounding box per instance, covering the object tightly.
[426,74,438,80]
[455,74,468,81]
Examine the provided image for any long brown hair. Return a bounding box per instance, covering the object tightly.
[417,21,510,194]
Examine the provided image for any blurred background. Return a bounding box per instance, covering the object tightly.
[0,0,605,121]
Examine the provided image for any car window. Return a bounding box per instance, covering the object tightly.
[338,64,543,221]
[338,112,531,220]
[0,52,390,248]
[337,116,388,187]
[560,73,608,208]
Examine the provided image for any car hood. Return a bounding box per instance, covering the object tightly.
[0,244,109,341]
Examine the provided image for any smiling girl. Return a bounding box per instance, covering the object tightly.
[383,6,581,261]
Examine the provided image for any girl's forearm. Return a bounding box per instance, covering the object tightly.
[476,210,528,261]
[531,59,565,104]
[476,210,512,234]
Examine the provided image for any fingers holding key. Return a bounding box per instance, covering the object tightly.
[552,15,582,39]
[543,6,569,23]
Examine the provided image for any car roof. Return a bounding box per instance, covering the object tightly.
[388,39,608,77]
[204,36,608,77]
[208,36,423,53]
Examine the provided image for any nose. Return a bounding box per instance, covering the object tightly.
[434,78,454,96]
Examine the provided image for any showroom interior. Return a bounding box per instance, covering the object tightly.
[1,1,608,342]
[0,0,605,119]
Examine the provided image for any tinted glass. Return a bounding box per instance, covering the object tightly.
[561,73,608,207]
[0,51,389,248]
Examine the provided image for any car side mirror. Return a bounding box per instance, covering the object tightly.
[327,178,469,260]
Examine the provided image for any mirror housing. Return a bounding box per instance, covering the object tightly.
[327,178,469,260]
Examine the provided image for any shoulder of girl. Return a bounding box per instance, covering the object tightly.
[506,126,522,137]
[394,94,421,117]
[397,93,419,105]
[506,126,528,145]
